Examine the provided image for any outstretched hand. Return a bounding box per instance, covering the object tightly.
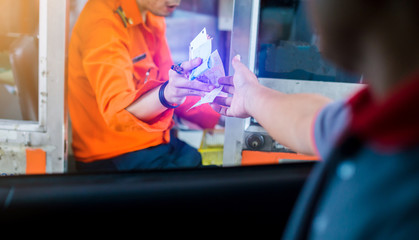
[211,55,260,118]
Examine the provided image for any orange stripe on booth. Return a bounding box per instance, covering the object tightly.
[26,148,46,174]
[241,150,318,166]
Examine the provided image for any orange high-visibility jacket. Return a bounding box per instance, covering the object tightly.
[68,0,220,162]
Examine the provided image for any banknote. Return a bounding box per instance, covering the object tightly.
[187,29,226,111]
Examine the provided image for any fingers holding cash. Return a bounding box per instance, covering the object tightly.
[166,58,216,105]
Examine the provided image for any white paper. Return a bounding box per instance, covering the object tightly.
[187,28,226,111]
[189,40,212,80]
[189,28,208,59]
[189,28,212,81]
[188,86,223,111]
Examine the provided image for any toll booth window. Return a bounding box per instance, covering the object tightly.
[256,0,361,83]
[0,0,39,121]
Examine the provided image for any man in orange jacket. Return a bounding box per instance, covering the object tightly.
[68,0,220,172]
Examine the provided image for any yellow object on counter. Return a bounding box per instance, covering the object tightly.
[199,129,224,166]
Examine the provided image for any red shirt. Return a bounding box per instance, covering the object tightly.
[68,0,220,162]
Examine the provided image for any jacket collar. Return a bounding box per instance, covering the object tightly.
[347,71,419,151]
[120,0,143,27]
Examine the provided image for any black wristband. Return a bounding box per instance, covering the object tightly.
[159,81,179,109]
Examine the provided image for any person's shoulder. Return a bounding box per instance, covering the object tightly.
[313,100,350,159]
[83,0,116,13]
[71,0,128,48]
[77,0,121,27]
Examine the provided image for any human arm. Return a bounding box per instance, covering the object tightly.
[211,55,332,155]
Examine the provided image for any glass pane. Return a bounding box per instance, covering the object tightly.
[256,0,361,83]
[0,0,39,121]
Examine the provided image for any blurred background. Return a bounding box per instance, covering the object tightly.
[0,0,39,121]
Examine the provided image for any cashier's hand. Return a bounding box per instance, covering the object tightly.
[166,58,215,105]
[211,55,259,118]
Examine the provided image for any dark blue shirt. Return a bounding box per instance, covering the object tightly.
[283,100,419,239]
[312,101,419,239]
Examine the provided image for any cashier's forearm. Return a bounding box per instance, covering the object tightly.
[125,86,168,122]
[245,85,331,155]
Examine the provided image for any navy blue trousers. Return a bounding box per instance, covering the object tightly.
[76,132,202,172]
